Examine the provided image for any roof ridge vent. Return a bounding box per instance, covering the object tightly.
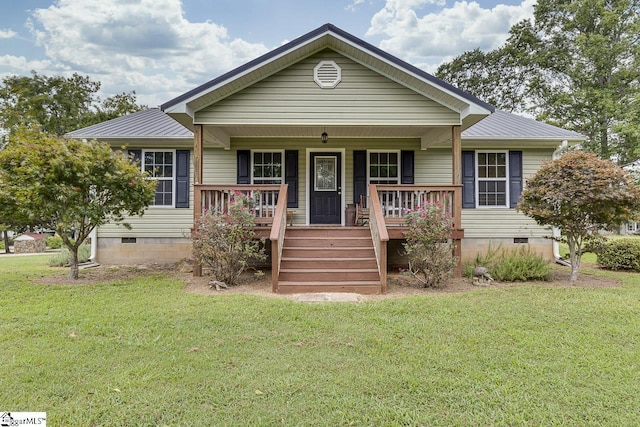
[314,60,341,89]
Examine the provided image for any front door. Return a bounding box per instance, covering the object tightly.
[310,152,342,224]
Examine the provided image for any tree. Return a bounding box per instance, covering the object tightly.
[0,71,146,137]
[436,0,640,163]
[435,22,539,113]
[0,128,156,279]
[518,150,640,281]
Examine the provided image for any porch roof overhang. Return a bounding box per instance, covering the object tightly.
[161,23,494,134]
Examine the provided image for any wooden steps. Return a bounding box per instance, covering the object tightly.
[276,227,381,294]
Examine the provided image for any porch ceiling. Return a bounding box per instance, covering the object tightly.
[208,125,445,140]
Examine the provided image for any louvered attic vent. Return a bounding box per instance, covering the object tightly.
[314,61,341,88]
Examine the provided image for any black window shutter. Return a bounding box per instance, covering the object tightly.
[284,150,298,208]
[353,150,367,204]
[237,150,251,184]
[401,150,414,184]
[175,150,190,208]
[462,151,475,208]
[128,149,142,167]
[509,151,523,208]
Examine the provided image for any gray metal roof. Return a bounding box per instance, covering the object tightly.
[463,110,584,140]
[66,108,193,139]
[66,107,583,142]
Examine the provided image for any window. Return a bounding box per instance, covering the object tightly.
[252,151,283,184]
[476,152,508,207]
[368,151,399,185]
[143,150,174,206]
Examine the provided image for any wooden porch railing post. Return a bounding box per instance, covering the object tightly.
[193,125,204,277]
[451,125,463,277]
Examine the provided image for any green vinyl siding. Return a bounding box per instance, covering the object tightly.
[97,150,194,239]
[97,208,194,238]
[195,50,459,126]
[461,148,552,238]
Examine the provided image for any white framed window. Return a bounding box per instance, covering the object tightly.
[476,151,509,208]
[143,150,175,206]
[251,150,284,184]
[368,150,400,185]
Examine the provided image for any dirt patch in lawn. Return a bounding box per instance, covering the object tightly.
[35,263,181,286]
[36,261,623,299]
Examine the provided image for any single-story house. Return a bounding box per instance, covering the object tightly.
[67,23,583,293]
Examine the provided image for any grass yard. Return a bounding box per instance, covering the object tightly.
[2,256,640,426]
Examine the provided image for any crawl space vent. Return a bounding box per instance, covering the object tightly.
[314,61,341,88]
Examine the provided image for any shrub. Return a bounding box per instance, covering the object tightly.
[403,203,457,288]
[469,244,551,282]
[46,235,63,249]
[192,193,266,286]
[597,238,640,271]
[582,234,607,254]
[48,244,92,267]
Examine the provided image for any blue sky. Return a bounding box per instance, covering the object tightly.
[0,0,534,107]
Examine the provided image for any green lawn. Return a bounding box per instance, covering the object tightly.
[2,256,640,426]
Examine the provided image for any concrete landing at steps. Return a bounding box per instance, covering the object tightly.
[295,293,363,303]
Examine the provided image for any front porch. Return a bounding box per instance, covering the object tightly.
[193,184,463,294]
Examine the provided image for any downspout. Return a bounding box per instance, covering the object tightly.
[552,140,571,266]
[82,137,99,263]
[89,226,97,262]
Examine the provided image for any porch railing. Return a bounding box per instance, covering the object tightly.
[196,184,284,224]
[371,185,462,229]
[370,184,463,277]
[193,184,288,281]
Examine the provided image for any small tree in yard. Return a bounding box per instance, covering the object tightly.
[403,203,457,287]
[0,128,156,279]
[192,193,266,286]
[518,150,640,282]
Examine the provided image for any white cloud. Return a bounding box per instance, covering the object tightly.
[0,29,17,39]
[0,55,60,73]
[346,0,366,12]
[27,0,269,106]
[367,0,535,71]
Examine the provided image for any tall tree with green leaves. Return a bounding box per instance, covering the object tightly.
[0,128,156,279]
[518,150,640,281]
[437,0,640,163]
[0,71,146,137]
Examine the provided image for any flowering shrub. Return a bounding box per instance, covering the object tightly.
[403,203,457,287]
[192,193,266,286]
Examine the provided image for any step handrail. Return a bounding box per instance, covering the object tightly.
[369,185,389,292]
[270,184,288,292]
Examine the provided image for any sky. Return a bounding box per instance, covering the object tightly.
[0,0,535,108]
